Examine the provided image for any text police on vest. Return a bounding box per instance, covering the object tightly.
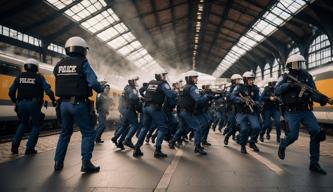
[58,66,77,73]
[19,78,36,84]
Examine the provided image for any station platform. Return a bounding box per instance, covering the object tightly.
[0,131,332,192]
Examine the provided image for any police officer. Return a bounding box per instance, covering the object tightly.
[8,58,56,155]
[95,83,112,143]
[53,36,104,173]
[224,74,242,145]
[133,69,177,158]
[275,54,330,174]
[259,77,281,143]
[170,71,209,155]
[111,76,140,149]
[231,71,261,154]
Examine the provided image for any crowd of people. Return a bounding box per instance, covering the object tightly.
[8,36,332,175]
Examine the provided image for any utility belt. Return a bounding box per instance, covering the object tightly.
[285,104,311,112]
[18,97,42,103]
[60,96,89,104]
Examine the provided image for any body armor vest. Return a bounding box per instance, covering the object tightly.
[178,84,196,112]
[144,80,165,105]
[17,72,43,99]
[53,56,92,98]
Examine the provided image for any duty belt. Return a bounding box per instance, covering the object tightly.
[61,96,88,104]
[285,105,310,112]
[18,97,41,102]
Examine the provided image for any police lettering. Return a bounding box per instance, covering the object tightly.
[58,66,77,73]
[19,78,35,84]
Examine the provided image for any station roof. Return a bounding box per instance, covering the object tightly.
[0,0,331,77]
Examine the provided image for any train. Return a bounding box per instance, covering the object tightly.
[0,51,121,136]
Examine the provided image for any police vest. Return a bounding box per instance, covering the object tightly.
[281,72,312,108]
[17,72,44,99]
[263,86,279,109]
[53,56,92,98]
[144,80,165,105]
[178,84,196,112]
[235,84,258,113]
[226,85,236,112]
[123,85,139,108]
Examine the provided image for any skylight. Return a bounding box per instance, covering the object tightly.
[45,0,163,72]
[212,0,310,77]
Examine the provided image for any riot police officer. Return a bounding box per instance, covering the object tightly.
[111,76,140,149]
[9,58,56,155]
[275,54,330,174]
[259,77,281,143]
[133,69,177,158]
[231,71,261,154]
[95,83,112,143]
[53,36,104,173]
[171,71,210,155]
[224,74,242,145]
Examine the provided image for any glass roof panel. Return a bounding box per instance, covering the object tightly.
[97,27,119,41]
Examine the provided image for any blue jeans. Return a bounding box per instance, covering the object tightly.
[225,112,237,137]
[280,110,321,164]
[54,101,96,162]
[261,108,281,138]
[236,113,261,146]
[13,99,42,150]
[95,111,107,141]
[179,111,203,146]
[114,108,138,143]
[135,105,168,149]
[201,112,211,143]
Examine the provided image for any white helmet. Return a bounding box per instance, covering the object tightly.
[286,54,305,65]
[230,74,242,80]
[155,69,168,75]
[186,70,199,77]
[65,36,89,56]
[24,58,39,72]
[286,54,306,70]
[242,71,255,78]
[129,76,139,81]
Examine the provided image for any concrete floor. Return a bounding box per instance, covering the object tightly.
[0,132,332,192]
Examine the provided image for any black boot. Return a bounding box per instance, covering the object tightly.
[11,143,18,154]
[133,147,144,158]
[54,161,64,171]
[194,145,207,155]
[145,135,151,143]
[151,134,157,144]
[249,143,260,152]
[309,163,327,175]
[241,145,247,154]
[278,145,285,160]
[224,136,229,146]
[202,141,212,146]
[25,149,37,155]
[111,137,118,146]
[123,140,135,149]
[116,142,125,150]
[154,147,167,158]
[266,134,271,140]
[169,141,176,149]
[95,139,104,143]
[81,160,100,173]
[259,134,264,142]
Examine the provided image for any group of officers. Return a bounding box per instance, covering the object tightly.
[8,36,332,175]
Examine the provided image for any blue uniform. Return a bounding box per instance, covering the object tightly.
[54,61,104,162]
[231,84,261,146]
[260,86,281,142]
[135,81,177,150]
[9,73,53,152]
[224,84,238,143]
[95,92,112,142]
[275,70,325,165]
[113,85,140,146]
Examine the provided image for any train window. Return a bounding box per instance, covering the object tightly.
[308,34,332,69]
[0,61,21,77]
